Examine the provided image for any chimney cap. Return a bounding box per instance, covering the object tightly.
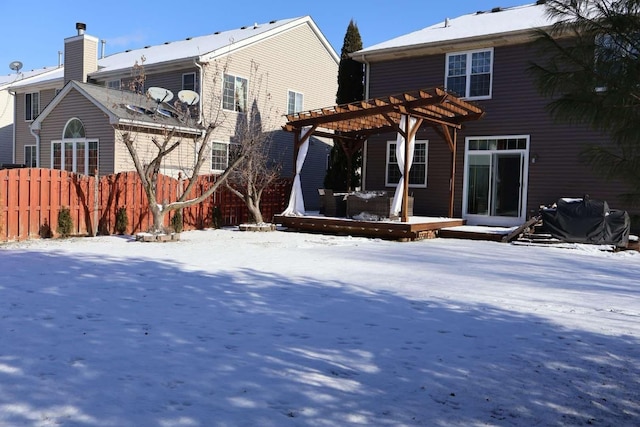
[76,22,86,35]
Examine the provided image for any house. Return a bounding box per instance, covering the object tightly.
[9,18,338,209]
[352,1,636,227]
[0,66,60,166]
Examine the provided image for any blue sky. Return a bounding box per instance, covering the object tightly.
[1,0,528,74]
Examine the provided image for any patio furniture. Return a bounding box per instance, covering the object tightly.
[322,189,347,217]
[346,191,414,220]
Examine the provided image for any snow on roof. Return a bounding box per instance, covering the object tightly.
[1,66,62,88]
[96,17,304,72]
[358,3,555,55]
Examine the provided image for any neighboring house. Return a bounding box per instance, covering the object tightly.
[9,18,338,209]
[0,67,60,166]
[353,1,636,226]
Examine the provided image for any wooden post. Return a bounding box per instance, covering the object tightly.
[449,128,457,218]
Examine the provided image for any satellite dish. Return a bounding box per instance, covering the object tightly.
[9,61,23,73]
[178,90,200,106]
[147,86,173,104]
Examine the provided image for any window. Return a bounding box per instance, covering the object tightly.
[385,140,428,187]
[223,74,247,112]
[211,142,229,171]
[24,145,37,167]
[107,79,121,90]
[25,92,40,121]
[51,118,98,175]
[183,73,196,91]
[445,48,493,99]
[287,90,303,114]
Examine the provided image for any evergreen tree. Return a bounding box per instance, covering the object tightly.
[530,0,640,205]
[324,19,364,191]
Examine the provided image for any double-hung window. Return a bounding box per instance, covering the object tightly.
[25,92,40,121]
[211,142,229,172]
[222,74,247,112]
[385,140,428,187]
[24,145,37,167]
[446,48,493,99]
[287,90,303,114]
[183,72,196,91]
[107,79,121,90]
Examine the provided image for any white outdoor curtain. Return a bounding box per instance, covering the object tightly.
[390,115,417,217]
[282,126,312,216]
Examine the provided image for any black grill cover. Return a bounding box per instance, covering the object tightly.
[541,197,630,247]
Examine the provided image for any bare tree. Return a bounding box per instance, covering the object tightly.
[224,61,282,224]
[115,58,246,234]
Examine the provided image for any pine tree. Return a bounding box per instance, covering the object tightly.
[324,19,364,192]
[530,0,640,205]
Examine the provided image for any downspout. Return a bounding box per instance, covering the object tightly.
[193,58,205,168]
[360,53,370,191]
[9,89,16,163]
[28,124,40,168]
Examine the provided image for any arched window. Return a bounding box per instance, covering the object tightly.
[52,118,98,175]
[63,118,85,138]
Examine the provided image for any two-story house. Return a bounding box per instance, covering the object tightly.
[0,66,60,166]
[9,17,338,209]
[353,1,635,227]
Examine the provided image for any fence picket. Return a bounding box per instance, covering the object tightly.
[0,168,289,242]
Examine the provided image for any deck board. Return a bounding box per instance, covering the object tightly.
[274,215,465,241]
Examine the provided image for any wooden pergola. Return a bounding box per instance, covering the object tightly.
[283,87,484,222]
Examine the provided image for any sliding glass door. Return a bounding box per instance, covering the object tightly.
[463,136,529,225]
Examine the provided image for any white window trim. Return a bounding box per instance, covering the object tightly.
[445,47,494,100]
[462,134,530,226]
[385,139,428,188]
[287,90,304,115]
[222,73,248,113]
[25,92,40,121]
[51,139,99,175]
[211,141,230,173]
[24,145,37,167]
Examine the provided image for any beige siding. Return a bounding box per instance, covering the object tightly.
[64,35,98,84]
[0,90,13,163]
[113,129,201,177]
[39,89,115,174]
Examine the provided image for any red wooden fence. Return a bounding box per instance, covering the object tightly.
[0,168,290,242]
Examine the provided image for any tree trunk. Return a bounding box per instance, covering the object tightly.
[247,196,264,224]
[150,204,166,233]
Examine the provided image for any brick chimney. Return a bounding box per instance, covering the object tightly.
[64,22,98,84]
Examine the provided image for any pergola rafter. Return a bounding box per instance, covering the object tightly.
[283,87,484,220]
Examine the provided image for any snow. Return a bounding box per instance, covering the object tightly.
[1,228,639,426]
[358,3,555,55]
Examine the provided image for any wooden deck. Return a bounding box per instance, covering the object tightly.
[274,215,465,241]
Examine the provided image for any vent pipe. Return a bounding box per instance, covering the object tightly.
[444,18,451,27]
[58,50,63,67]
[101,39,106,59]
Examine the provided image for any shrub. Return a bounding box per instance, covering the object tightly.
[171,210,183,233]
[57,207,73,237]
[115,206,128,234]
[212,206,222,229]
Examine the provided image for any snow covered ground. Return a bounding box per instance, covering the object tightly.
[1,228,639,426]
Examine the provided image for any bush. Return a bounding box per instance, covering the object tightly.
[57,207,73,237]
[171,210,183,233]
[212,206,222,229]
[115,206,128,234]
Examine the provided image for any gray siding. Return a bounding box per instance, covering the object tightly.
[366,41,636,219]
[14,87,61,164]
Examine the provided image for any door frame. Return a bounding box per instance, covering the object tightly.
[462,135,530,226]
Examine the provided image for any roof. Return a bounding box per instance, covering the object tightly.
[355,2,556,59]
[31,80,201,135]
[11,16,338,90]
[1,67,62,89]
[97,16,337,73]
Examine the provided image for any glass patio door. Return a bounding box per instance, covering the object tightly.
[463,136,529,225]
